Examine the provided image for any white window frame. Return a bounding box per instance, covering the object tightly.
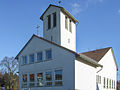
[45,71,52,87]
[37,52,43,62]
[54,69,63,86]
[45,49,52,60]
[29,53,34,64]
[22,55,27,65]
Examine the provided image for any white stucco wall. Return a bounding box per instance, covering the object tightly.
[60,11,76,52]
[18,36,75,90]
[75,59,96,90]
[96,49,117,90]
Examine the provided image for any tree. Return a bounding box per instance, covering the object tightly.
[117,80,120,90]
[0,56,18,90]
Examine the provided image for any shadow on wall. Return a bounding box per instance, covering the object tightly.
[96,83,100,90]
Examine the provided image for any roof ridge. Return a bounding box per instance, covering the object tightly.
[81,47,112,54]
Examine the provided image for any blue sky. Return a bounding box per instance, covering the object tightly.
[0,0,120,79]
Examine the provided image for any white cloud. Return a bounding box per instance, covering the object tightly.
[71,0,103,16]
[71,3,82,16]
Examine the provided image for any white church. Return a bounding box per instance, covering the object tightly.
[15,4,118,90]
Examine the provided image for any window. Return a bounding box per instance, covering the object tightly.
[29,74,35,87]
[96,75,98,83]
[29,54,34,64]
[96,75,101,84]
[37,73,43,86]
[55,70,63,86]
[37,52,43,62]
[107,78,108,88]
[46,49,52,60]
[109,79,111,88]
[112,80,113,89]
[53,12,56,27]
[23,74,27,82]
[48,15,51,29]
[22,74,27,88]
[30,74,35,82]
[46,71,52,87]
[103,77,105,88]
[22,56,27,65]
[114,80,115,89]
[65,16,68,29]
[99,76,101,84]
[69,20,72,33]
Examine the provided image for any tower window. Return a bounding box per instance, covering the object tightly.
[69,20,72,33]
[65,16,68,30]
[53,12,56,27]
[48,15,51,29]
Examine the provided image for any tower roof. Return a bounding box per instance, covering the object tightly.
[40,4,79,23]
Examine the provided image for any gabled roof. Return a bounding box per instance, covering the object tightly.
[82,47,111,62]
[15,34,77,59]
[40,4,79,23]
[81,47,118,70]
[15,34,101,67]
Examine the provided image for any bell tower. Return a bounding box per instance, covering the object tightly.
[40,4,78,52]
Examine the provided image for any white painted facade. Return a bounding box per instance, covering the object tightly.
[96,49,117,90]
[75,59,96,90]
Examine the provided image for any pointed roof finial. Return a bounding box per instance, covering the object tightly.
[36,25,40,36]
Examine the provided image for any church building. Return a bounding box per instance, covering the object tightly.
[15,4,118,90]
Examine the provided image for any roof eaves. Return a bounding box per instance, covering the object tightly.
[40,4,79,23]
[60,8,79,23]
[15,35,35,59]
[111,48,118,71]
[76,53,103,67]
[15,34,78,59]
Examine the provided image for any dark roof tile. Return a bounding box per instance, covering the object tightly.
[81,47,111,62]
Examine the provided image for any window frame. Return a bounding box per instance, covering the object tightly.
[109,79,111,88]
[69,19,72,33]
[55,69,63,86]
[48,14,51,29]
[45,49,52,60]
[103,77,106,88]
[22,55,27,65]
[37,72,44,87]
[53,12,56,27]
[65,16,68,30]
[29,53,34,64]
[37,52,43,62]
[22,74,27,82]
[45,71,52,87]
